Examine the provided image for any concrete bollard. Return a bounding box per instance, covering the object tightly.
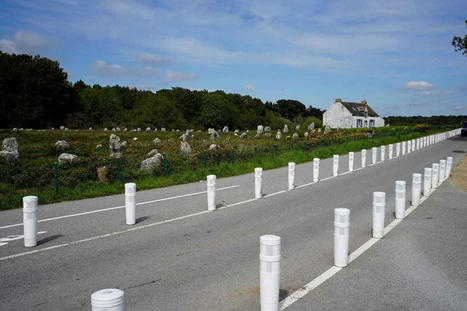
[23,196,38,247]
[439,160,446,183]
[423,168,432,197]
[388,144,393,160]
[348,152,354,172]
[411,173,422,207]
[416,138,419,150]
[380,146,385,162]
[407,140,411,154]
[402,141,406,155]
[396,142,400,157]
[446,156,453,178]
[288,162,295,190]
[207,175,216,211]
[372,192,385,239]
[334,208,350,267]
[124,183,136,225]
[394,181,406,219]
[361,149,366,168]
[412,139,416,152]
[255,168,263,199]
[372,147,377,165]
[260,235,281,311]
[91,288,125,311]
[313,158,319,182]
[431,163,439,190]
[333,155,339,176]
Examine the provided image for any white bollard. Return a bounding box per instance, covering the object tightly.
[439,160,446,184]
[361,149,366,168]
[313,158,319,182]
[255,168,263,199]
[396,142,400,157]
[407,140,411,154]
[207,175,216,211]
[394,181,406,219]
[334,208,350,267]
[23,196,38,247]
[333,155,339,176]
[260,235,281,311]
[412,139,416,152]
[411,173,422,207]
[423,168,432,197]
[372,147,377,165]
[431,163,439,190]
[348,152,354,172]
[372,192,385,239]
[416,138,419,150]
[388,144,393,160]
[446,156,453,178]
[91,288,125,311]
[124,183,136,225]
[380,146,385,162]
[288,162,295,190]
[402,141,406,155]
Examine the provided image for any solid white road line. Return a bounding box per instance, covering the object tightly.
[0,185,240,230]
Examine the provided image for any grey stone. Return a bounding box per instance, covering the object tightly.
[3,137,18,153]
[293,132,299,139]
[140,154,162,172]
[96,144,102,150]
[109,134,123,158]
[55,140,69,151]
[208,144,217,151]
[148,148,159,156]
[58,153,78,165]
[240,132,248,139]
[307,123,315,131]
[295,125,300,130]
[264,133,272,138]
[210,130,220,140]
[153,138,162,145]
[133,137,138,141]
[257,125,264,134]
[276,130,282,139]
[283,125,288,133]
[324,125,331,134]
[222,126,229,133]
[146,127,151,131]
[161,128,166,132]
[264,126,271,132]
[180,141,192,155]
[304,132,309,137]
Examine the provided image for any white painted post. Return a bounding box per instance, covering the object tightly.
[288,162,295,190]
[446,156,453,178]
[23,196,38,247]
[395,181,406,219]
[423,168,432,197]
[407,140,411,154]
[411,173,422,207]
[260,235,281,311]
[412,139,416,152]
[439,160,446,183]
[431,163,439,190]
[333,155,339,176]
[348,152,354,172]
[380,146,385,162]
[255,168,263,199]
[416,138,419,150]
[361,149,366,168]
[91,288,125,311]
[207,175,216,211]
[388,144,393,160]
[334,208,350,267]
[124,183,136,225]
[313,158,319,182]
[396,142,400,157]
[402,141,406,155]
[372,147,377,165]
[372,192,385,239]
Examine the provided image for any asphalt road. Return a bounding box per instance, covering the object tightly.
[0,134,465,310]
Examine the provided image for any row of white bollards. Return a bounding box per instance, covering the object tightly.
[259,152,458,310]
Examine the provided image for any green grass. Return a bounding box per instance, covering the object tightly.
[0,127,447,210]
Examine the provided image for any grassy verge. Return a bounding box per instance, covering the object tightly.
[0,128,446,210]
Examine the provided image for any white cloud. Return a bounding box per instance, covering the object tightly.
[91,60,160,77]
[0,31,57,54]
[403,81,435,91]
[137,53,169,65]
[244,84,256,90]
[165,70,198,83]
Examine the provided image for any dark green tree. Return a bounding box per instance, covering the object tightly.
[452,20,467,56]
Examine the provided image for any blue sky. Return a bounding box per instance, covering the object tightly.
[1,0,466,116]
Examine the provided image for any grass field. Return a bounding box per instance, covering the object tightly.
[0,126,449,210]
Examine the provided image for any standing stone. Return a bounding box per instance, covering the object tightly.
[293,133,299,139]
[58,153,78,165]
[307,123,315,131]
[153,138,162,145]
[146,127,151,131]
[210,131,220,140]
[209,144,217,150]
[304,132,309,137]
[264,133,272,138]
[240,132,248,139]
[104,128,108,131]
[97,166,108,184]
[264,126,271,132]
[133,137,138,141]
[276,130,282,139]
[55,140,69,152]
[222,126,229,133]
[324,125,331,134]
[109,134,123,158]
[234,129,239,134]
[161,128,166,132]
[140,153,162,172]
[283,125,288,133]
[0,137,19,163]
[89,127,93,130]
[60,126,65,130]
[123,128,128,131]
[296,125,300,131]
[148,149,159,156]
[96,144,102,150]
[180,133,188,142]
[257,125,264,134]
[180,141,192,155]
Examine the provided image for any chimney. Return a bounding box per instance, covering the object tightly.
[335,98,342,103]
[361,99,367,105]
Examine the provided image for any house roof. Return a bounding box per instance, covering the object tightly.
[337,99,379,117]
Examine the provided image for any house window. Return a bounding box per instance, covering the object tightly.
[369,120,375,127]
[356,119,362,128]
[364,120,368,127]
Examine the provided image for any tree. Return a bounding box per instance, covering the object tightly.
[199,92,237,129]
[452,20,467,56]
[275,99,307,121]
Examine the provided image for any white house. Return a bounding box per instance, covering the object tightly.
[323,98,385,129]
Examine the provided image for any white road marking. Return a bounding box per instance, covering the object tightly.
[0,185,240,230]
[0,231,47,247]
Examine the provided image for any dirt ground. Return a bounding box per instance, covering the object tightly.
[449,154,467,192]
